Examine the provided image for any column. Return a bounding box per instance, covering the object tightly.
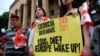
[8,13,11,29]
[22,4,28,29]
[18,9,21,26]
[42,0,49,17]
[58,0,61,6]
[31,0,36,24]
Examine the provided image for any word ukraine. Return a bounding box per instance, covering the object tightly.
[38,20,55,35]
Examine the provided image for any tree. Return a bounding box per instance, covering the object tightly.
[2,12,9,20]
[0,12,9,36]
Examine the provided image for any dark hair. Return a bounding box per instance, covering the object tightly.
[59,0,67,17]
[35,7,46,18]
[10,14,19,20]
[72,0,86,8]
[59,0,86,17]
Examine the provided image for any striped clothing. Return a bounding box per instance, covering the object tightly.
[4,28,27,54]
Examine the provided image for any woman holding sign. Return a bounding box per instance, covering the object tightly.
[28,7,50,56]
[59,0,92,56]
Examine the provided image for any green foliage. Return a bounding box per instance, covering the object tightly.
[1,12,9,20]
[0,12,9,32]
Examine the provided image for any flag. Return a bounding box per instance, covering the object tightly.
[30,17,49,29]
[81,2,94,38]
[13,28,26,49]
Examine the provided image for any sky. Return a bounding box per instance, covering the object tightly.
[0,0,14,15]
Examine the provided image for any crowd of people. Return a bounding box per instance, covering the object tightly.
[0,0,100,56]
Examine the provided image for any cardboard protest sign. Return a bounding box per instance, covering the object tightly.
[34,15,83,56]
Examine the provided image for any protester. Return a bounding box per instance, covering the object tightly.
[59,0,92,56]
[4,14,28,56]
[28,7,50,56]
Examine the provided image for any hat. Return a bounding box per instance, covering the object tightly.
[10,14,19,20]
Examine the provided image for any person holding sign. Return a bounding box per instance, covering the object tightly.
[4,14,28,56]
[59,0,92,56]
[28,7,50,56]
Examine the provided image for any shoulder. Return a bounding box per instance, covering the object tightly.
[6,28,11,31]
[6,28,12,33]
[78,2,88,13]
[5,28,15,37]
[79,6,83,13]
[35,19,40,23]
[43,17,50,20]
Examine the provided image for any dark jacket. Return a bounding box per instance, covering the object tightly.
[89,5,100,26]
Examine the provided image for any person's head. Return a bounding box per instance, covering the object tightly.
[59,0,85,17]
[35,7,46,18]
[61,0,73,6]
[59,0,72,17]
[10,14,19,28]
[60,0,86,7]
[60,0,74,17]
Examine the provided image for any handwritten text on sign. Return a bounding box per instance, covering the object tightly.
[34,16,83,56]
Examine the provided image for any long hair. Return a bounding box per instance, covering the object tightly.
[72,0,86,8]
[59,0,86,17]
[35,7,46,18]
[59,0,67,17]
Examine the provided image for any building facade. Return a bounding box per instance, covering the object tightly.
[8,0,60,29]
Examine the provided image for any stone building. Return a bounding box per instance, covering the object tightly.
[8,0,60,29]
